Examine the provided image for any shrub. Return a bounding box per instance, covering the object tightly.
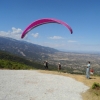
[92,82,100,90]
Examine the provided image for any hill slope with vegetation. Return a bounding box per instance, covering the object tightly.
[0,36,58,62]
[0,50,43,69]
[0,50,57,70]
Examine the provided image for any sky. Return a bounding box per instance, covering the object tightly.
[0,0,100,52]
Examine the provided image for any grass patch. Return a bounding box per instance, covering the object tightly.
[92,82,100,90]
[82,88,100,100]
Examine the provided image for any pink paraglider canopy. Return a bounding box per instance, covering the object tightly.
[21,18,73,38]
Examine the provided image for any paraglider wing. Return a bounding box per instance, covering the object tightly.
[21,18,73,38]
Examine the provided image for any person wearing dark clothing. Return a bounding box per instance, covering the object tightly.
[58,63,61,72]
[45,61,48,69]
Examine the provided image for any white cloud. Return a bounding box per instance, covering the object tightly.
[68,40,77,43]
[31,33,39,38]
[49,36,63,39]
[12,27,22,34]
[0,27,22,40]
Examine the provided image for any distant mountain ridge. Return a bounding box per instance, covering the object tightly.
[0,36,59,62]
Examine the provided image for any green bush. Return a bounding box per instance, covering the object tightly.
[0,59,34,70]
[92,82,100,90]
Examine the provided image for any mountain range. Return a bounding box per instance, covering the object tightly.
[0,36,59,62]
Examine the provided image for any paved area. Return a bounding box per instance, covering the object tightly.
[0,70,89,100]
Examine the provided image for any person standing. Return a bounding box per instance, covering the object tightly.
[43,61,46,69]
[58,63,61,72]
[45,61,48,69]
[86,61,91,79]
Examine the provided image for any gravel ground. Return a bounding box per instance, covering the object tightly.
[0,70,89,100]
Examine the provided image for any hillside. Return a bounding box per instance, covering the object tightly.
[0,50,57,70]
[0,36,59,62]
[0,50,43,69]
[0,36,100,75]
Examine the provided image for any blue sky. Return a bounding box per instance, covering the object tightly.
[0,0,100,52]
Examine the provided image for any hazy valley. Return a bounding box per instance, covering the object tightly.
[0,36,100,75]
